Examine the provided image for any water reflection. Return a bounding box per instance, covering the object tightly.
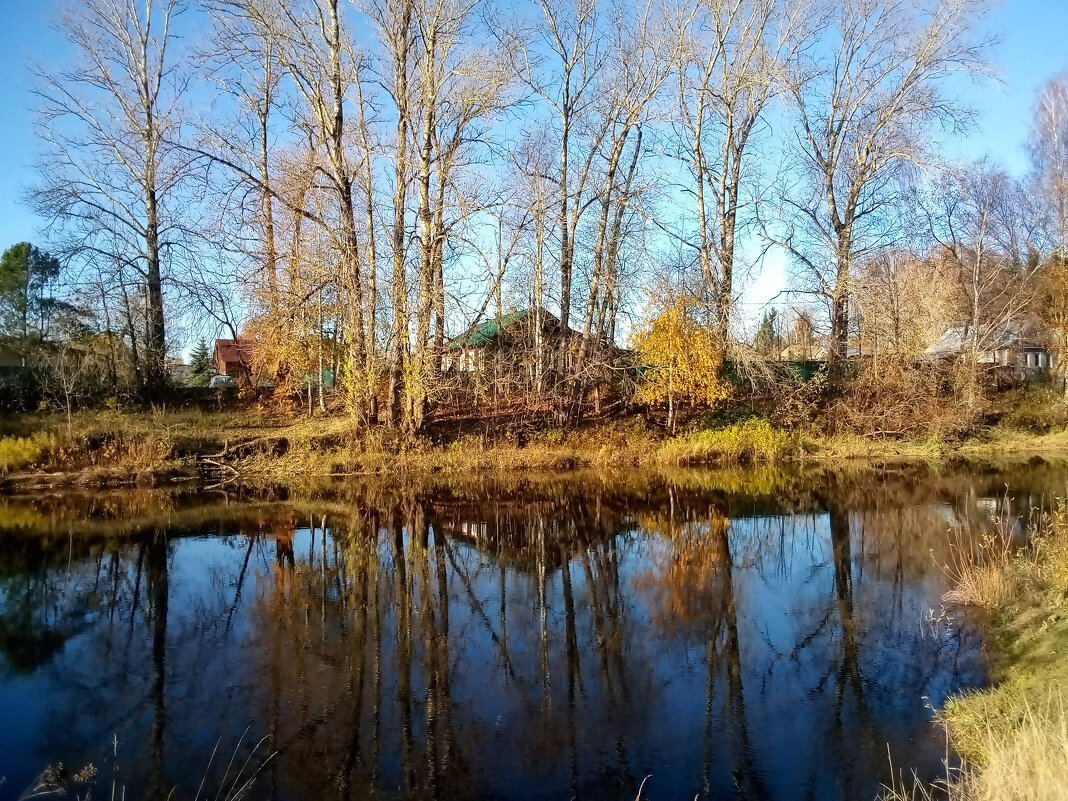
[0,466,1052,800]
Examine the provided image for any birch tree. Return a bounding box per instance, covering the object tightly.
[774,0,990,375]
[406,0,510,432]
[573,1,682,375]
[199,1,284,314]
[229,0,372,415]
[1032,76,1068,255]
[365,0,417,425]
[510,0,605,354]
[34,0,195,397]
[674,0,808,367]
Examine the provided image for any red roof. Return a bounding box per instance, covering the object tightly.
[214,338,257,365]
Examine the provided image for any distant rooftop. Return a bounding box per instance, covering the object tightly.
[447,309,565,351]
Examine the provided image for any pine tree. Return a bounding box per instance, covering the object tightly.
[0,242,62,345]
[189,340,213,387]
[753,310,779,357]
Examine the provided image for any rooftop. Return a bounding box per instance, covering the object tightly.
[214,338,257,363]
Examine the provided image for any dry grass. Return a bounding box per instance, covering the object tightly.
[884,499,1068,800]
[940,514,1018,609]
[5,404,1068,484]
[883,694,1068,801]
[656,418,798,466]
[16,729,275,801]
[958,426,1068,458]
[971,696,1068,801]
[941,562,1016,608]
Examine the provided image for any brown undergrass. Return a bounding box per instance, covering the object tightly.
[882,499,1068,800]
[4,403,1068,487]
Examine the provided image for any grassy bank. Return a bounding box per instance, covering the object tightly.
[3,407,1068,488]
[886,501,1068,801]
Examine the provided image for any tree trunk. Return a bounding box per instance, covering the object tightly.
[144,183,167,398]
[828,227,853,381]
[387,5,412,428]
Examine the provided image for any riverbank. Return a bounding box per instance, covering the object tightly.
[887,501,1068,801]
[4,408,1068,490]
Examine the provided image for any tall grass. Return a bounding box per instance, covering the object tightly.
[14,730,275,801]
[940,510,1018,609]
[883,499,1068,800]
[883,694,1068,801]
[657,418,797,466]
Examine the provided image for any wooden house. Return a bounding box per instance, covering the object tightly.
[213,338,257,382]
[922,322,1055,382]
[440,308,585,378]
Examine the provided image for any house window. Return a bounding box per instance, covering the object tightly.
[1027,352,1037,368]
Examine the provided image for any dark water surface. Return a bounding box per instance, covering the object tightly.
[1,464,1058,801]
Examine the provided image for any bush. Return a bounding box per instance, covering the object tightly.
[0,432,57,474]
[999,387,1068,433]
[824,358,971,439]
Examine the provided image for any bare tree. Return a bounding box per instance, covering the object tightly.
[404,0,512,432]
[36,344,96,436]
[364,0,417,426]
[673,0,809,367]
[772,0,990,375]
[198,1,285,315]
[852,247,954,360]
[928,162,1041,405]
[508,0,607,355]
[34,0,196,398]
[572,0,682,375]
[1031,75,1068,255]
[212,0,374,416]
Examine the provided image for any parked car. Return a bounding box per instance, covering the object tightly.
[208,374,235,388]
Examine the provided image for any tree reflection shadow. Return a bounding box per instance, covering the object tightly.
[0,469,1009,800]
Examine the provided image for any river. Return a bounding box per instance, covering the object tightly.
[1,463,1059,801]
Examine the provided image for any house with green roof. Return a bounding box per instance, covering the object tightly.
[441,308,580,375]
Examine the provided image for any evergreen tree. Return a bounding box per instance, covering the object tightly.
[0,242,62,345]
[189,340,213,387]
[753,310,779,357]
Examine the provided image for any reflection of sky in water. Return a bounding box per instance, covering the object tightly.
[0,481,1002,801]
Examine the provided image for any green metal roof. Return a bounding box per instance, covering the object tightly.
[447,309,532,350]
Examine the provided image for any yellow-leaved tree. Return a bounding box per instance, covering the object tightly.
[631,295,729,431]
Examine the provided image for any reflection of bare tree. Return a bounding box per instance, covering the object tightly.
[640,505,765,799]
[829,503,864,712]
[146,533,168,801]
[0,471,1011,801]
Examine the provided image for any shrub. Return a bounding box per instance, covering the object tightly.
[0,432,57,474]
[825,358,972,439]
[1000,387,1068,433]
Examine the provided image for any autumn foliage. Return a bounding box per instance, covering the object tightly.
[632,295,729,424]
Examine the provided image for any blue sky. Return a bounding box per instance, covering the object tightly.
[736,0,1068,317]
[2,0,1068,324]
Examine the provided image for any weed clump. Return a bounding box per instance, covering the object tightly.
[658,418,797,466]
